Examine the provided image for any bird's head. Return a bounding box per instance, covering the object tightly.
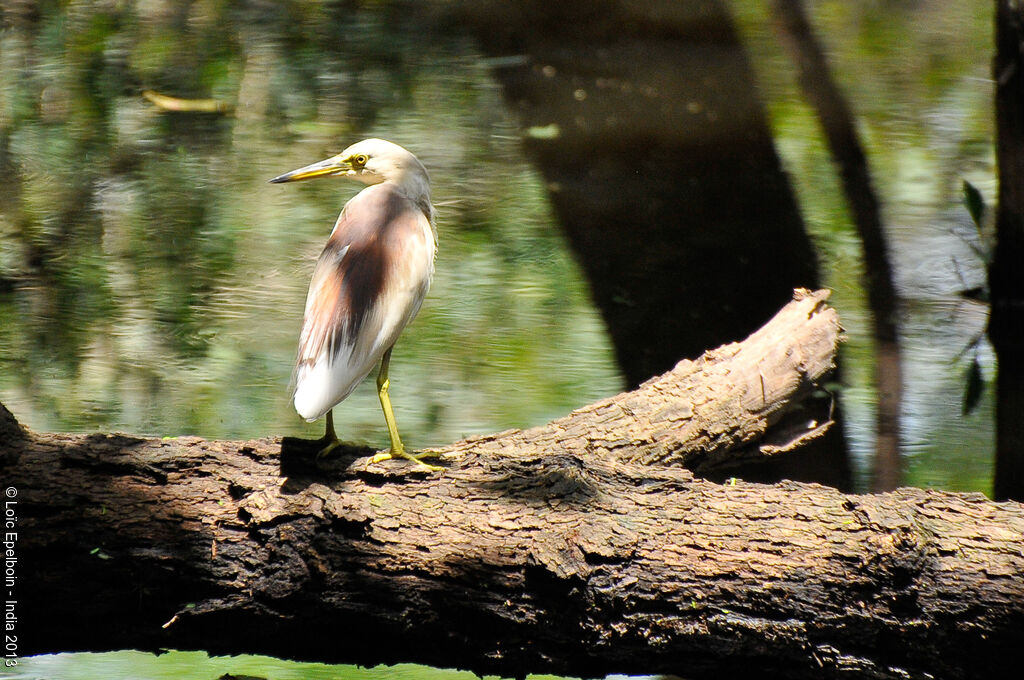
[269,138,428,194]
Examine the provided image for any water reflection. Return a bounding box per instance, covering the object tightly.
[0,0,999,487]
[733,0,994,490]
[0,2,623,449]
[11,651,577,680]
[0,0,1001,677]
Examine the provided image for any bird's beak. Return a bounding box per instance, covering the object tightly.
[269,155,350,184]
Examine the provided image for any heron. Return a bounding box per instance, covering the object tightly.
[270,138,441,471]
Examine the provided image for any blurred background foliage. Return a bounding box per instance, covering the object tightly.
[0,0,998,677]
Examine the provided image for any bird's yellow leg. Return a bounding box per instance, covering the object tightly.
[316,410,341,459]
[369,348,442,471]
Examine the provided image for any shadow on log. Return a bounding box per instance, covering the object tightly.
[3,290,1022,680]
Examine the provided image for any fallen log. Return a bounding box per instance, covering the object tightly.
[2,289,1022,679]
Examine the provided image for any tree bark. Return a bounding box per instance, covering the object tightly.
[3,290,1023,680]
[991,0,1024,502]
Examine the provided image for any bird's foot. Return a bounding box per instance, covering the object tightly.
[369,448,443,472]
[315,437,342,460]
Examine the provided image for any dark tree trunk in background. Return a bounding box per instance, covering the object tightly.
[455,0,850,490]
[991,1,1024,501]
[772,0,904,492]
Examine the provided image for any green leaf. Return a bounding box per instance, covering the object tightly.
[962,180,985,229]
[962,355,984,416]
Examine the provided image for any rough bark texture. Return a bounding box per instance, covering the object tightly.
[4,290,1023,680]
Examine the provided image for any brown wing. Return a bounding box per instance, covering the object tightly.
[296,183,431,374]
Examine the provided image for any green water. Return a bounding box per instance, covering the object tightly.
[0,2,623,448]
[6,651,578,680]
[0,0,999,677]
[735,0,996,491]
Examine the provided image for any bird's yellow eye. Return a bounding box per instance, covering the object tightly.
[352,154,369,166]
